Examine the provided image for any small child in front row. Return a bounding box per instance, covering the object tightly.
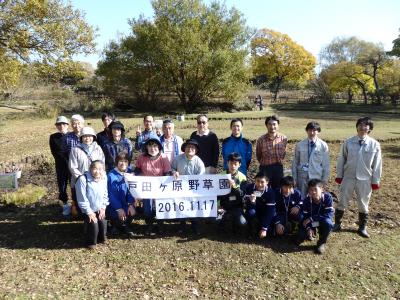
[297,179,334,254]
[274,176,303,236]
[244,172,276,239]
[217,152,247,233]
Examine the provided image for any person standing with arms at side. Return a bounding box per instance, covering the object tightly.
[222,118,252,176]
[160,119,183,164]
[62,114,84,160]
[292,121,330,198]
[256,115,288,189]
[103,121,133,172]
[190,114,219,174]
[50,116,71,216]
[333,117,382,238]
[135,115,158,152]
[97,112,115,150]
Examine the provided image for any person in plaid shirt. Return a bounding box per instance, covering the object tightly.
[256,115,288,189]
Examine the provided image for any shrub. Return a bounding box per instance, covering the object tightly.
[1,184,47,206]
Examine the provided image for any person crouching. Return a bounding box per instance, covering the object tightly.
[244,172,276,239]
[76,160,109,250]
[297,179,334,254]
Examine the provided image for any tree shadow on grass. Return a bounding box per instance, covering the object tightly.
[0,204,85,250]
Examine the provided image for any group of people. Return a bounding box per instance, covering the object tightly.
[49,113,382,254]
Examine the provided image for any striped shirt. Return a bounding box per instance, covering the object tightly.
[256,133,288,166]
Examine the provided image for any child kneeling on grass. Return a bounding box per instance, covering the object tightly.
[274,176,303,236]
[243,172,276,239]
[76,160,109,250]
[217,152,247,234]
[297,179,334,254]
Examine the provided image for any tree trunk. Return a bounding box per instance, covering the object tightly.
[347,89,353,104]
[372,65,381,104]
[272,78,282,102]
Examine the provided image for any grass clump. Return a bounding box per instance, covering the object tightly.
[1,184,47,206]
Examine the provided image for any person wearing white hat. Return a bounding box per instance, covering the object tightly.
[62,114,85,160]
[50,116,71,215]
[69,126,105,215]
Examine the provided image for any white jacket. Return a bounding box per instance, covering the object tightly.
[68,142,105,187]
[292,138,330,182]
[336,135,382,184]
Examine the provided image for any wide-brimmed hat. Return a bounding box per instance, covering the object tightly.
[144,137,163,151]
[181,139,200,153]
[108,120,125,131]
[80,127,97,141]
[55,116,69,125]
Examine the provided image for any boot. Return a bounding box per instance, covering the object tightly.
[358,213,370,238]
[332,209,344,232]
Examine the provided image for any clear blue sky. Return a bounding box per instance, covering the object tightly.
[71,0,400,68]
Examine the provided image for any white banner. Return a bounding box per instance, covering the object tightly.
[155,197,217,219]
[125,174,231,199]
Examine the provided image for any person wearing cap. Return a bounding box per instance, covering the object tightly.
[69,126,105,214]
[221,118,252,176]
[171,139,205,234]
[135,115,158,152]
[134,137,172,235]
[256,115,287,189]
[103,120,133,172]
[49,116,71,215]
[190,114,219,174]
[62,114,84,161]
[333,117,382,238]
[97,112,115,150]
[171,139,205,177]
[291,121,330,197]
[160,119,183,163]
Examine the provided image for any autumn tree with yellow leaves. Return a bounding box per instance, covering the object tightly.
[251,29,316,101]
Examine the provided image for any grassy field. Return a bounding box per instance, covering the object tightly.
[0,106,399,298]
[1,106,400,163]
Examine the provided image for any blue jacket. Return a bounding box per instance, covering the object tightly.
[274,188,303,215]
[76,172,109,215]
[302,192,334,224]
[222,134,252,175]
[107,168,134,220]
[103,138,133,171]
[244,183,276,231]
[135,130,158,152]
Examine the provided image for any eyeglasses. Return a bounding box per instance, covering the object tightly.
[197,121,207,125]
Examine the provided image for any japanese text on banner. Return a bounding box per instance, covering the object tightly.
[124,174,231,199]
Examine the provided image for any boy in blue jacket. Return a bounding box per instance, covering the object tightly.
[297,179,334,254]
[244,172,276,239]
[107,152,136,238]
[274,176,303,236]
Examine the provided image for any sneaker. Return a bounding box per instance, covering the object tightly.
[62,203,71,216]
[87,244,96,250]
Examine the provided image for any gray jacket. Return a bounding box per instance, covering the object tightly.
[336,135,382,184]
[292,138,330,183]
[171,154,205,175]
